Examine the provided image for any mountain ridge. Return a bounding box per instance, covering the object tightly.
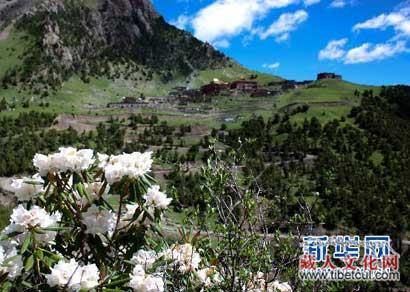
[0,0,232,93]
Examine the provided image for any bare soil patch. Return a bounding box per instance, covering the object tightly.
[0,23,13,40]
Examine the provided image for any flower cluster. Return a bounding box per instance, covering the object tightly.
[4,205,61,244]
[82,205,117,236]
[10,174,44,201]
[163,243,202,273]
[144,185,172,210]
[128,243,218,291]
[195,266,221,288]
[0,245,23,279]
[46,259,100,291]
[33,147,95,175]
[102,152,153,184]
[129,264,164,292]
[131,249,157,270]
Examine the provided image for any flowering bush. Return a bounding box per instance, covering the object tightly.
[2,147,292,291]
[2,147,214,291]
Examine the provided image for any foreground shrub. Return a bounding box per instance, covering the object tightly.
[1,147,292,291]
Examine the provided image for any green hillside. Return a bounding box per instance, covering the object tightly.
[277,79,380,124]
[0,23,376,127]
[191,62,282,87]
[0,28,31,80]
[278,79,378,106]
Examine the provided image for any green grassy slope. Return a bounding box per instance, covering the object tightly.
[0,76,379,129]
[190,61,282,88]
[276,79,380,124]
[278,79,378,106]
[0,28,30,79]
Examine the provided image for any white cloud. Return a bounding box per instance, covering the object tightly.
[170,15,191,30]
[263,62,281,69]
[330,0,346,8]
[187,0,300,44]
[304,0,320,6]
[344,41,408,64]
[258,10,308,42]
[318,38,348,60]
[213,39,231,48]
[318,38,408,64]
[353,6,410,37]
[320,2,410,64]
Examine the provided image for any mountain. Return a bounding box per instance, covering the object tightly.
[0,0,249,94]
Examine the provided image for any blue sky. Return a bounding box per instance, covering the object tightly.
[154,0,410,85]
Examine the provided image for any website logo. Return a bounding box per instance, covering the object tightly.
[299,236,400,281]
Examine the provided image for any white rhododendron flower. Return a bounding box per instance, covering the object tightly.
[46,259,81,290]
[97,152,109,168]
[270,281,292,292]
[104,163,124,185]
[163,243,201,273]
[4,205,61,244]
[144,186,172,210]
[53,147,95,173]
[32,153,52,176]
[46,259,99,291]
[129,265,164,292]
[79,263,100,289]
[196,268,211,286]
[82,205,117,235]
[33,147,95,175]
[0,245,23,279]
[131,250,157,270]
[103,152,153,184]
[10,174,44,201]
[195,266,220,287]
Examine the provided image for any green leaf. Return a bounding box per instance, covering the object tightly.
[76,183,92,203]
[24,255,34,271]
[34,249,43,260]
[32,228,46,234]
[21,234,31,254]
[0,281,12,291]
[141,205,154,221]
[40,227,67,232]
[21,281,33,288]
[0,234,9,241]
[105,277,131,287]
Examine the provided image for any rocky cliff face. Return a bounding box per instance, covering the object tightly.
[1,0,227,91]
[0,0,35,30]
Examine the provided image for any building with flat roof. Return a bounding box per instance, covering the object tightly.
[230,80,258,91]
[317,73,342,80]
[201,79,230,95]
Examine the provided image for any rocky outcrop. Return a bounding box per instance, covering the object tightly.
[0,0,35,30]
